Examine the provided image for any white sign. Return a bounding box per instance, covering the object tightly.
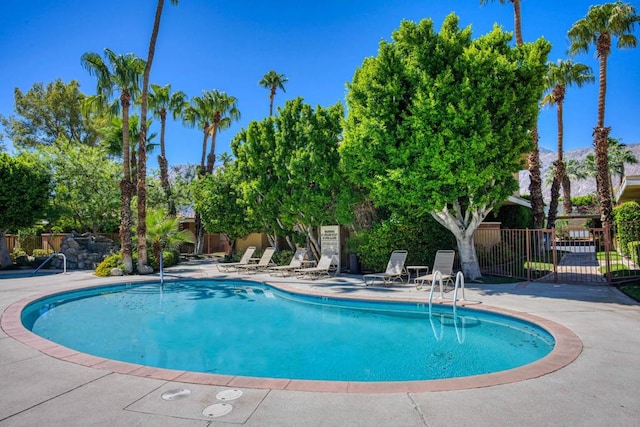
[320,225,340,273]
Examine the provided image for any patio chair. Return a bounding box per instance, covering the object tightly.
[295,250,337,280]
[237,247,277,274]
[362,250,408,286]
[268,247,308,277]
[414,250,456,291]
[216,246,257,272]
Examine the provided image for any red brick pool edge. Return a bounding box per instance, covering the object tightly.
[1,282,583,394]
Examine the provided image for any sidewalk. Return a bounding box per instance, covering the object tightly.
[1,261,639,426]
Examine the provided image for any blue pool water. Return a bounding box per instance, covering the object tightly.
[22,280,554,382]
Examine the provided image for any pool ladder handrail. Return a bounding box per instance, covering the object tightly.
[32,252,67,275]
[428,270,466,317]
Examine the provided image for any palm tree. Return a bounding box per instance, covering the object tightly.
[148,83,187,216]
[541,59,594,221]
[137,0,179,274]
[81,48,145,274]
[480,0,545,229]
[100,115,157,184]
[568,1,639,223]
[259,70,288,116]
[183,94,213,174]
[146,208,194,269]
[202,90,240,174]
[583,138,638,200]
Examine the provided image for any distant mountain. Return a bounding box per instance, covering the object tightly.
[519,142,640,199]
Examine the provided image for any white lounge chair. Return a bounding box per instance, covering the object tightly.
[268,248,308,277]
[363,250,408,286]
[414,250,456,290]
[216,246,257,272]
[237,247,276,274]
[295,250,337,280]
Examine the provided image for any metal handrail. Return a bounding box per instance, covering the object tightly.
[32,252,66,275]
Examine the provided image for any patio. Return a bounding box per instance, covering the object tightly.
[0,261,638,426]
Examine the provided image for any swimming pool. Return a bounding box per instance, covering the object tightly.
[21,279,555,383]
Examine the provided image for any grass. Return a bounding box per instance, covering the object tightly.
[619,284,640,302]
[596,251,623,261]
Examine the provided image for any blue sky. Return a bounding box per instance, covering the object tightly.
[1,0,638,171]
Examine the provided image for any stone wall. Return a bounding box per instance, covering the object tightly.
[51,232,118,270]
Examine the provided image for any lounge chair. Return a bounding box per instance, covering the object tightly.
[237,247,276,274]
[268,248,308,277]
[216,246,257,272]
[362,250,408,286]
[295,250,337,280]
[414,250,456,290]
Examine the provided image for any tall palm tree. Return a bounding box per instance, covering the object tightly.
[583,138,638,200]
[148,83,187,216]
[137,0,179,274]
[568,1,639,223]
[259,70,288,116]
[81,48,145,274]
[183,94,213,174]
[480,0,545,230]
[202,90,240,174]
[541,59,594,222]
[101,115,157,184]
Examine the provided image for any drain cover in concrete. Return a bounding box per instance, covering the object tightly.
[216,389,243,401]
[203,403,233,418]
[161,388,191,401]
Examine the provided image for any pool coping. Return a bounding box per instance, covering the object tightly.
[0,279,583,394]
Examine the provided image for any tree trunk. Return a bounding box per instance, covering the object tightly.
[430,203,488,280]
[595,126,613,223]
[194,212,204,255]
[546,174,560,229]
[512,0,523,46]
[120,95,133,273]
[206,123,218,174]
[528,126,545,229]
[137,0,167,275]
[562,173,572,214]
[0,230,13,268]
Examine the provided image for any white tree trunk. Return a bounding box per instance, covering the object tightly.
[0,230,13,269]
[430,201,490,280]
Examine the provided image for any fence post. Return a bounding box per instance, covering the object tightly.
[604,222,612,286]
[526,228,531,282]
[552,227,557,283]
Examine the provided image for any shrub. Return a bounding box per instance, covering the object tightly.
[352,213,456,272]
[273,249,294,266]
[148,250,179,270]
[32,249,54,257]
[485,205,533,229]
[628,241,640,265]
[614,202,640,256]
[95,253,124,277]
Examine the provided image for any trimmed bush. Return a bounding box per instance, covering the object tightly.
[95,253,124,277]
[628,241,640,265]
[614,202,640,256]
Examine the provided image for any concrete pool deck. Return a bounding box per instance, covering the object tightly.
[1,261,639,426]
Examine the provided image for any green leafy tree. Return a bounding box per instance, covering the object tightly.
[0,80,102,148]
[541,59,594,223]
[148,83,187,216]
[38,141,121,234]
[233,98,349,258]
[259,70,288,116]
[137,0,180,275]
[81,48,145,273]
[341,15,550,278]
[193,164,255,255]
[0,153,51,268]
[568,1,639,223]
